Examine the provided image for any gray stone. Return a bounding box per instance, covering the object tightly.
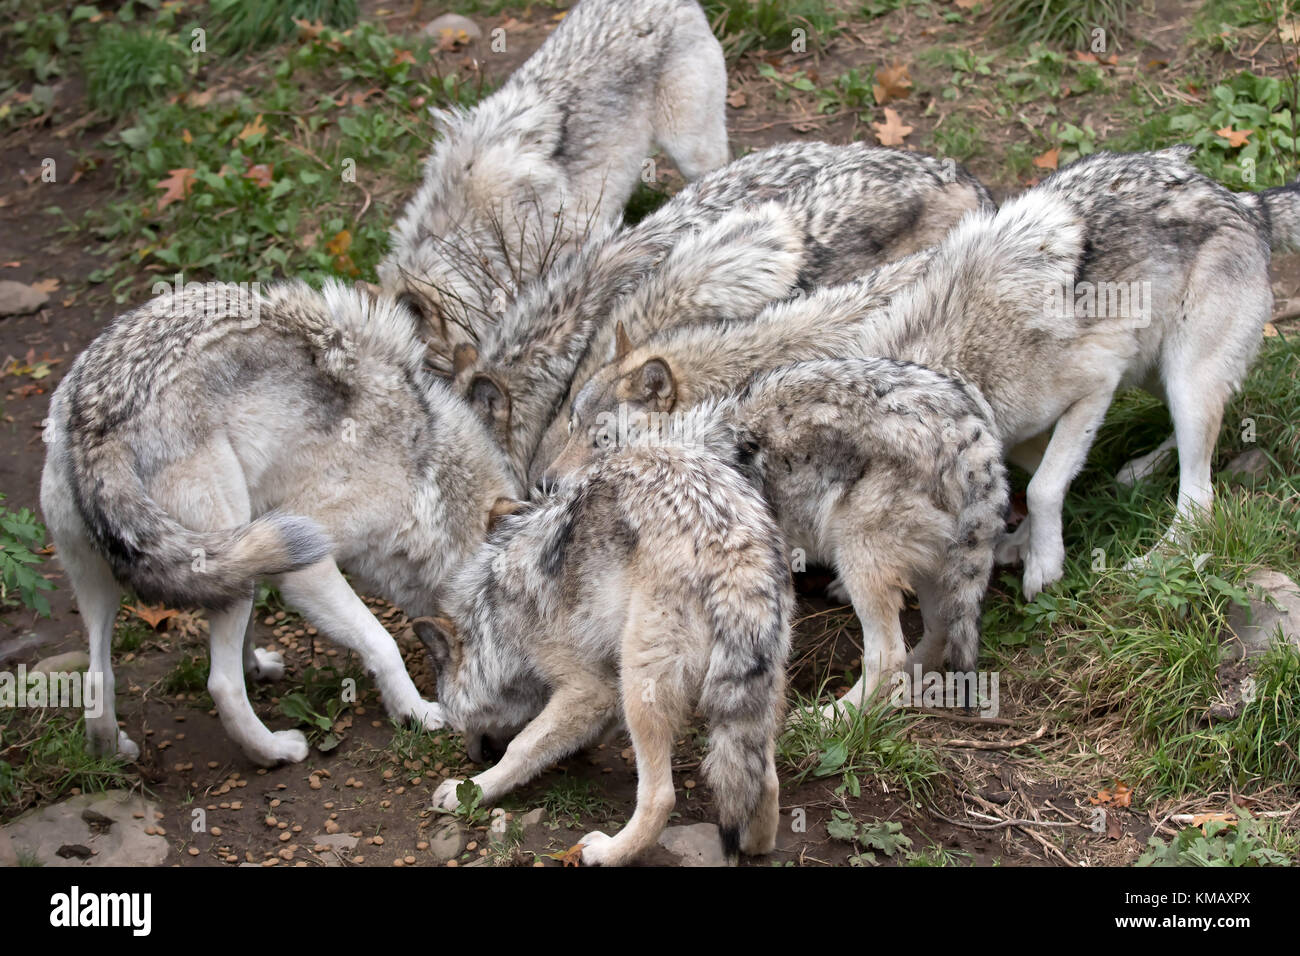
[517,808,546,830]
[0,280,49,316]
[1222,448,1270,483]
[422,13,482,42]
[1,790,168,867]
[1226,570,1300,660]
[30,651,90,675]
[426,818,466,861]
[657,823,727,867]
[0,828,17,867]
[311,833,358,866]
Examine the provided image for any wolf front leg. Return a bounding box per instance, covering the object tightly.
[433,674,618,811]
[276,559,446,730]
[1021,386,1117,599]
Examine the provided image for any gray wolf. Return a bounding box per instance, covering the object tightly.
[420,436,792,866]
[377,0,729,370]
[40,280,518,766]
[452,141,993,488]
[550,356,1006,719]
[997,148,1300,591]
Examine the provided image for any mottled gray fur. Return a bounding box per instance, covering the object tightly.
[421,438,792,866]
[454,141,993,489]
[377,0,728,368]
[41,281,516,766]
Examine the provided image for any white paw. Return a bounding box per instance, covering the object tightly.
[116,731,141,762]
[1021,545,1064,601]
[408,700,447,731]
[248,648,285,682]
[579,830,616,866]
[248,729,310,767]
[995,522,1030,566]
[825,576,851,605]
[433,778,463,811]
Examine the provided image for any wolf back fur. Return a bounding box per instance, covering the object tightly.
[423,439,792,866]
[377,0,728,366]
[41,280,517,766]
[455,141,993,488]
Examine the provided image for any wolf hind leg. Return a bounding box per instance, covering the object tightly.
[651,6,728,179]
[1116,432,1177,487]
[821,548,907,722]
[62,534,135,760]
[582,607,693,867]
[276,559,444,730]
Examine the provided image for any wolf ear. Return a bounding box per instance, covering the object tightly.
[354,280,382,299]
[411,616,457,671]
[452,343,479,377]
[614,320,633,362]
[634,358,676,413]
[469,374,512,445]
[488,496,524,533]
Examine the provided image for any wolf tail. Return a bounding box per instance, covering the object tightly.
[937,396,1008,685]
[1260,180,1300,252]
[698,541,792,865]
[68,438,331,609]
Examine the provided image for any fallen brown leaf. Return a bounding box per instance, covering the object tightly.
[871,107,913,146]
[1033,147,1059,171]
[237,114,268,142]
[726,89,747,108]
[873,62,913,105]
[155,168,196,211]
[243,163,274,188]
[1215,126,1253,148]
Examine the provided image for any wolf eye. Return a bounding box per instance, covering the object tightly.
[397,293,425,323]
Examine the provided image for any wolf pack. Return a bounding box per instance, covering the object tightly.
[39,0,1300,866]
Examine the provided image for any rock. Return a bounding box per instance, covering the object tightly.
[0,828,17,867]
[1222,448,1270,484]
[30,651,90,675]
[310,833,358,866]
[422,13,482,43]
[1226,570,1300,660]
[426,818,465,862]
[657,823,727,867]
[1,790,168,867]
[0,280,50,316]
[517,808,546,830]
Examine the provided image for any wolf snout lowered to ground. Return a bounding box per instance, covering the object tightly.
[40,280,518,766]
[374,0,729,374]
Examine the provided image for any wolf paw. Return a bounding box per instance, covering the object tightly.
[994,522,1031,566]
[248,729,310,767]
[432,778,463,811]
[247,648,285,682]
[408,700,447,731]
[116,731,141,762]
[825,576,851,605]
[579,831,617,866]
[1021,546,1064,601]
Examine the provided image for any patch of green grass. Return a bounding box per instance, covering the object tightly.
[703,0,841,61]
[623,179,671,226]
[1137,810,1293,865]
[210,0,359,53]
[0,494,54,617]
[83,25,190,117]
[826,810,914,865]
[81,20,484,303]
[162,654,209,695]
[387,723,464,769]
[817,68,875,118]
[540,775,613,827]
[278,663,366,752]
[929,115,981,162]
[993,0,1132,49]
[780,696,944,802]
[1114,71,1299,188]
[113,618,150,654]
[0,710,136,823]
